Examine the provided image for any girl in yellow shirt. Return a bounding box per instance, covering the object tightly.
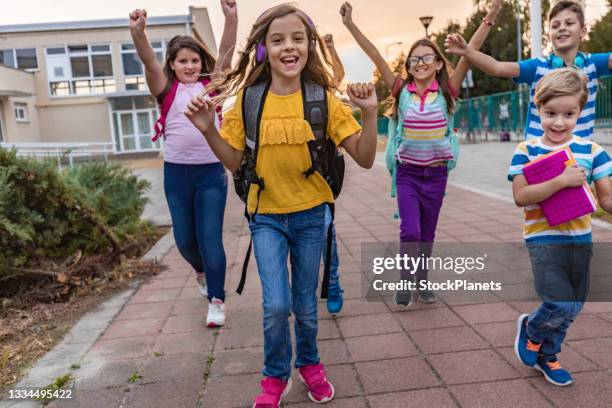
[184,4,377,406]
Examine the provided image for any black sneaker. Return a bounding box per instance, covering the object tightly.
[418,289,438,303]
[394,289,412,307]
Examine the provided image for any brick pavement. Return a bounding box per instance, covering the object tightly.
[48,157,612,408]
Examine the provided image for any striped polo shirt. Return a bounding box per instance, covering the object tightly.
[514,53,611,140]
[508,136,612,243]
[396,80,454,166]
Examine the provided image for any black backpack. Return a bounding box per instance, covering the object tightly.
[234,78,344,299]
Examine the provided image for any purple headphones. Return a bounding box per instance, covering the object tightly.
[255,12,316,64]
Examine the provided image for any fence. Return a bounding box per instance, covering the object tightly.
[377,75,612,135]
[0,142,114,168]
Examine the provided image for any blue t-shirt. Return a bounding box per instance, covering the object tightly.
[507,136,612,243]
[514,53,611,140]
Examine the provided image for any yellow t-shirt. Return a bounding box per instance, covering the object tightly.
[221,89,361,214]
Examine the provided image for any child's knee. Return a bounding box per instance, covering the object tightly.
[264,299,291,321]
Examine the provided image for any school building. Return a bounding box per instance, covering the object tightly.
[0,7,217,153]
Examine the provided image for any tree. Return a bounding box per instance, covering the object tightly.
[431,0,551,96]
[372,52,406,115]
[584,0,612,53]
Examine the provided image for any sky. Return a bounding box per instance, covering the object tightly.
[0,0,608,82]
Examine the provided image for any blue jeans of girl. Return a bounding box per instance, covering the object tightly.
[249,204,327,381]
[163,161,227,301]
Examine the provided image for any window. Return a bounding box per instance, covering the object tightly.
[0,48,38,70]
[121,41,165,90]
[45,44,115,96]
[14,102,28,122]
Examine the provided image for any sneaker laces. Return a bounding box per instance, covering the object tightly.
[526,340,541,352]
[209,299,224,314]
[546,360,562,370]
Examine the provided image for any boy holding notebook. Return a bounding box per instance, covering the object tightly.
[508,68,612,386]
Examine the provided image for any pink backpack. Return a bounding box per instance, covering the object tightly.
[152,78,222,142]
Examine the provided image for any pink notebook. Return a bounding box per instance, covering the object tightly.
[523,147,597,227]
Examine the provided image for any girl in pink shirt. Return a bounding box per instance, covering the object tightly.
[129,1,238,327]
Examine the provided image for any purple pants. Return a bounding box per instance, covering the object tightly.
[396,162,448,282]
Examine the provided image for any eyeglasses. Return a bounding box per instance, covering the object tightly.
[408,54,437,67]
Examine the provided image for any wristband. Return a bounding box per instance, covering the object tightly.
[483,17,495,26]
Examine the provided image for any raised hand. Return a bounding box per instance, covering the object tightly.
[340,2,353,26]
[129,9,147,32]
[221,0,237,19]
[347,83,377,112]
[323,34,334,49]
[444,33,469,56]
[560,165,586,188]
[184,95,217,135]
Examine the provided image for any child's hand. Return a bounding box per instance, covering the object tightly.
[323,34,334,49]
[485,0,503,21]
[129,9,147,32]
[347,82,377,113]
[220,0,237,20]
[340,2,353,26]
[559,165,586,188]
[184,95,217,135]
[444,34,469,56]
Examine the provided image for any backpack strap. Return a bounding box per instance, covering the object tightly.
[153,80,180,142]
[300,79,335,299]
[301,79,328,178]
[235,80,270,295]
[321,202,335,299]
[434,92,459,171]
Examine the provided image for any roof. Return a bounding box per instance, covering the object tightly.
[0,15,192,34]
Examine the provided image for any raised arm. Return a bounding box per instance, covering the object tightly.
[445,33,520,79]
[448,0,503,92]
[129,9,166,97]
[215,0,238,75]
[340,83,379,169]
[512,166,585,207]
[340,2,395,89]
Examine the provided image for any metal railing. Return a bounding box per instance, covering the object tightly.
[0,142,114,168]
[377,76,612,136]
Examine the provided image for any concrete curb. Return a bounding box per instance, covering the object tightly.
[0,229,176,408]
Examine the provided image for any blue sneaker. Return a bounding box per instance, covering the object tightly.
[514,314,540,366]
[534,356,573,386]
[326,285,344,314]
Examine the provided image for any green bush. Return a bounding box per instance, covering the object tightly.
[0,149,151,280]
[65,162,150,238]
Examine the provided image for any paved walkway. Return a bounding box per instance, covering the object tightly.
[18,143,612,407]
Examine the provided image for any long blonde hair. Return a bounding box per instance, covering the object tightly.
[208,3,343,102]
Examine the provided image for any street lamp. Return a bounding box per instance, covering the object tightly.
[385,41,403,58]
[419,16,434,39]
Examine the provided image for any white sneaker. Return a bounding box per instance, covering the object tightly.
[206,297,226,327]
[195,273,208,298]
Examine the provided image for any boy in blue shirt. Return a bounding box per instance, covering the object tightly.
[445,0,612,139]
[508,68,612,386]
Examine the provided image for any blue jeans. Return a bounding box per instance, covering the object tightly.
[525,242,592,359]
[164,161,228,301]
[249,204,327,381]
[323,206,340,291]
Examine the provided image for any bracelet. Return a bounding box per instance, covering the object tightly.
[483,17,495,26]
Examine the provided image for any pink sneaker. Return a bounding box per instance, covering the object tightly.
[298,363,335,403]
[252,377,292,408]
